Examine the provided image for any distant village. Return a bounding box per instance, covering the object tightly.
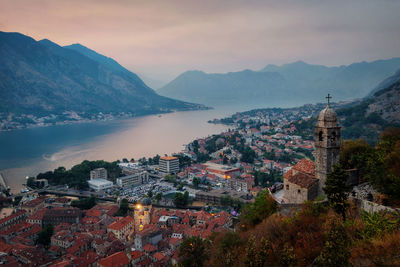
[0,111,136,131]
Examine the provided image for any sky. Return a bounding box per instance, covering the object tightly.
[1,0,400,88]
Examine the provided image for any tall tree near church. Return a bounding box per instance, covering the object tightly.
[179,236,210,267]
[323,164,350,220]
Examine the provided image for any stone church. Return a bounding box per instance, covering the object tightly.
[283,99,341,204]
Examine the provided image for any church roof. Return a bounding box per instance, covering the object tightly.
[288,173,318,189]
[316,105,338,127]
[284,159,315,180]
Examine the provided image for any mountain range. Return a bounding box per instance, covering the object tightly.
[0,31,203,118]
[158,59,400,107]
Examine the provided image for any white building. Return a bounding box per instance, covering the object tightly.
[159,156,179,175]
[88,178,113,191]
[116,171,149,189]
[90,168,108,180]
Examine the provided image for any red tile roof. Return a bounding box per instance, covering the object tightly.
[142,243,157,253]
[27,208,46,221]
[160,156,178,161]
[288,173,318,189]
[21,197,46,207]
[97,251,129,267]
[0,210,25,225]
[107,216,134,231]
[293,158,315,176]
[169,237,181,246]
[130,250,143,260]
[152,252,165,261]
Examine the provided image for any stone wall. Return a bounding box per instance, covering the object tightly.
[351,197,399,213]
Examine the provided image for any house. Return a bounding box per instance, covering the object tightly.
[21,196,46,215]
[107,216,134,241]
[0,210,26,230]
[134,226,162,251]
[42,207,82,227]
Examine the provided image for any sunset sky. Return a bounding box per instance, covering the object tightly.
[1,0,400,87]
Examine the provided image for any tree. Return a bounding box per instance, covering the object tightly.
[115,198,129,216]
[230,157,238,164]
[323,164,350,220]
[71,196,97,210]
[147,190,153,198]
[155,192,162,203]
[164,174,176,183]
[26,177,36,188]
[240,190,277,229]
[365,128,400,200]
[192,177,200,188]
[174,191,189,208]
[36,224,53,247]
[179,236,210,267]
[314,221,351,267]
[214,232,242,266]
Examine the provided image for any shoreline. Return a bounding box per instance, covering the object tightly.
[0,106,211,133]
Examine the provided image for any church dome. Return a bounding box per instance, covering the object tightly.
[316,105,338,127]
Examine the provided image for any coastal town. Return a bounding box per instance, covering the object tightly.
[0,111,137,131]
[0,101,396,266]
[0,102,323,266]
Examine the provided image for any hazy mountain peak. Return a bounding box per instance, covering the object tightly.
[159,58,400,107]
[38,38,61,48]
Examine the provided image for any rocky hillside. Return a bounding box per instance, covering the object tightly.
[337,73,400,142]
[158,59,400,107]
[0,31,203,118]
[367,80,400,123]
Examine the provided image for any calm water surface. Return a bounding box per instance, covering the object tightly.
[0,106,258,192]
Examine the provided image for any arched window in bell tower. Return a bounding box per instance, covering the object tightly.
[331,131,336,142]
[319,131,323,141]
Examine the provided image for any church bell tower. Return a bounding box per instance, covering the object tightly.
[314,94,341,195]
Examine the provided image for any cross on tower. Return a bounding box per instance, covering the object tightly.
[326,93,332,106]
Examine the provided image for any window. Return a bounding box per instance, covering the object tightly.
[331,131,336,142]
[319,131,323,141]
[297,189,301,194]
[286,184,289,190]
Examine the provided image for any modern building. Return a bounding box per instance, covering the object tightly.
[159,156,179,175]
[90,168,108,180]
[195,189,252,204]
[88,178,113,191]
[201,162,240,179]
[223,178,249,193]
[116,171,149,189]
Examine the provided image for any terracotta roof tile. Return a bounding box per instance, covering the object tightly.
[288,173,318,189]
[97,251,129,267]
